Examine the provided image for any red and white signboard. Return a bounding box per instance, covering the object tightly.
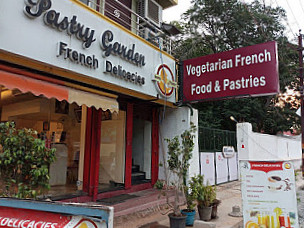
[0,207,104,228]
[240,160,299,228]
[183,41,279,102]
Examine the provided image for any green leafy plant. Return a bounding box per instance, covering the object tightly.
[189,174,216,208]
[0,122,56,198]
[163,122,196,216]
[184,185,196,211]
[154,179,165,190]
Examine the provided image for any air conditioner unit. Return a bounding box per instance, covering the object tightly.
[138,0,163,28]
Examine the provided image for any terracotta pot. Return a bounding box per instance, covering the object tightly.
[198,206,212,221]
[168,213,187,228]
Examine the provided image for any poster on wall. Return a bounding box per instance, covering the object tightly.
[240,160,299,228]
[200,153,215,185]
[215,152,228,184]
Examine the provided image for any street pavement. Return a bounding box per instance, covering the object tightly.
[114,173,304,227]
[114,181,243,228]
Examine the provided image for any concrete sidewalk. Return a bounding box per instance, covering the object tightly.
[114,181,243,228]
[112,171,304,227]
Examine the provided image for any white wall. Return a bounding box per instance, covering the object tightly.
[158,106,200,183]
[189,109,200,178]
[237,122,302,170]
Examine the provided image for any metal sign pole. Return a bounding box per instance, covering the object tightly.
[298,31,304,176]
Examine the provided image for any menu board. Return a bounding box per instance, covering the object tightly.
[240,160,299,228]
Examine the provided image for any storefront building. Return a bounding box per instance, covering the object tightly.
[0,0,199,202]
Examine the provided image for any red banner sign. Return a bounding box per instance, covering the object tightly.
[182,41,279,102]
[249,161,284,173]
[0,207,100,228]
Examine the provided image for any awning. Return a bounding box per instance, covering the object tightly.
[0,69,119,113]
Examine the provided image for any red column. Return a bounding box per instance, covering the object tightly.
[83,107,101,201]
[151,108,159,185]
[90,108,101,201]
[83,108,93,193]
[124,103,133,189]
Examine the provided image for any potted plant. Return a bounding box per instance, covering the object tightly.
[210,198,221,219]
[190,174,216,221]
[163,123,196,228]
[181,184,196,226]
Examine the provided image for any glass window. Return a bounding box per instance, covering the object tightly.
[99,110,126,191]
[0,89,83,198]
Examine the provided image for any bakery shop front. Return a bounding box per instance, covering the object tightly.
[0,0,191,202]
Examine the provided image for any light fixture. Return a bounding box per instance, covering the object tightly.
[230,116,238,123]
[161,23,182,36]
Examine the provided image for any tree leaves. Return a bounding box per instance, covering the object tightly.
[0,122,56,198]
[174,0,299,134]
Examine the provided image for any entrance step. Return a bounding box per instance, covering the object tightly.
[131,171,146,182]
[132,164,140,172]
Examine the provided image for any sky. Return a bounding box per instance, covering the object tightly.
[163,0,304,41]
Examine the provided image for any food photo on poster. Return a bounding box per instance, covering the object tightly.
[240,160,299,228]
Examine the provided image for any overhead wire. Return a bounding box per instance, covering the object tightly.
[299,0,304,16]
[285,0,301,30]
[239,0,299,115]
[259,0,300,84]
[271,0,296,38]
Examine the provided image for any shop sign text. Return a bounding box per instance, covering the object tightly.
[183,41,279,102]
[23,0,146,85]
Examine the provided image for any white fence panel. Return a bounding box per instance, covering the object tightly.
[200,152,215,185]
[215,152,229,184]
[228,154,238,181]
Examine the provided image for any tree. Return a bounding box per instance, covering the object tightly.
[158,123,196,217]
[174,0,300,134]
[0,122,56,198]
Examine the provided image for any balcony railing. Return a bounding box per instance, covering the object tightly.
[80,0,176,55]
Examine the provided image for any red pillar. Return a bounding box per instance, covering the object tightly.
[83,107,101,201]
[90,109,101,201]
[125,103,133,189]
[151,108,159,185]
[83,108,92,193]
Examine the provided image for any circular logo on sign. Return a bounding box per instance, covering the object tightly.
[154,64,176,97]
[73,218,99,228]
[284,162,291,169]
